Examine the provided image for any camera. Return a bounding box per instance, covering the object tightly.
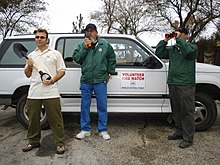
[165,32,177,39]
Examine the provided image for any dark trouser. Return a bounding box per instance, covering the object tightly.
[26,98,65,146]
[168,85,195,142]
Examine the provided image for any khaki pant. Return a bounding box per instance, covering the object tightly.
[26,98,65,146]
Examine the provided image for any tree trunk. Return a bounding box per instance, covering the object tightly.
[197,50,204,63]
[213,47,220,66]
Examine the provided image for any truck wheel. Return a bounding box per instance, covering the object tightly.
[16,94,49,129]
[195,92,217,131]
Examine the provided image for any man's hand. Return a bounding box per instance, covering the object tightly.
[175,31,181,37]
[42,79,54,85]
[105,75,111,84]
[26,58,34,68]
[84,38,92,48]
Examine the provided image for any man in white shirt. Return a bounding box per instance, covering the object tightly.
[22,29,66,154]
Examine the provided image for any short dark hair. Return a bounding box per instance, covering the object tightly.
[34,28,48,38]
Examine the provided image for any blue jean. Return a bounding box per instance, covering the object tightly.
[80,82,108,132]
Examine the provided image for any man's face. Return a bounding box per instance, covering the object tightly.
[86,28,98,40]
[180,33,189,40]
[35,32,48,47]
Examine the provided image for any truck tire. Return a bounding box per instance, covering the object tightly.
[195,92,217,131]
[16,94,49,129]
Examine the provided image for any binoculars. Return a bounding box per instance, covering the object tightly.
[165,32,177,39]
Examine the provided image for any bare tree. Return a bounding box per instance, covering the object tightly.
[212,22,220,65]
[148,0,220,42]
[0,0,48,38]
[90,0,219,42]
[90,0,118,33]
[90,0,165,36]
[72,13,85,33]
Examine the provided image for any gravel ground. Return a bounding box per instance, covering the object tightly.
[0,104,220,165]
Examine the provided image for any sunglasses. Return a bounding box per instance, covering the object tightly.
[35,36,46,39]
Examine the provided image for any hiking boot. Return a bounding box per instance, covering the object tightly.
[99,131,111,140]
[179,140,193,148]
[22,143,40,152]
[76,131,91,139]
[167,134,183,140]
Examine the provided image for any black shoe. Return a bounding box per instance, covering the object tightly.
[167,134,183,140]
[179,140,193,149]
[22,143,40,152]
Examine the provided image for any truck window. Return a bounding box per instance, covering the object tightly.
[0,39,35,66]
[56,37,82,68]
[55,36,159,68]
[105,38,151,66]
[56,38,82,60]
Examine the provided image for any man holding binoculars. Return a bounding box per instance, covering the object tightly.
[156,27,198,149]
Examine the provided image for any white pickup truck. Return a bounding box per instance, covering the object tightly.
[0,33,219,131]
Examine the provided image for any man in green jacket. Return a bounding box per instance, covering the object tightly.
[156,27,197,148]
[73,23,116,140]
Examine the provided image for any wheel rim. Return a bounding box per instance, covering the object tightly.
[23,103,47,123]
[195,101,208,125]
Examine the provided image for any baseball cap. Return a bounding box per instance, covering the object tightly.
[84,23,97,31]
[178,27,189,34]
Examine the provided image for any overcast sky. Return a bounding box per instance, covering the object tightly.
[44,0,162,46]
[1,0,216,46]
[0,0,162,46]
[45,0,101,33]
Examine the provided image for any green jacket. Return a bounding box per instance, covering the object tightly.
[155,37,197,85]
[73,37,116,84]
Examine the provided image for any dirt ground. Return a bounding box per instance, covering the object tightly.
[0,104,220,165]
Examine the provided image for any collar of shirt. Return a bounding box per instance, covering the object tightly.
[34,46,53,55]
